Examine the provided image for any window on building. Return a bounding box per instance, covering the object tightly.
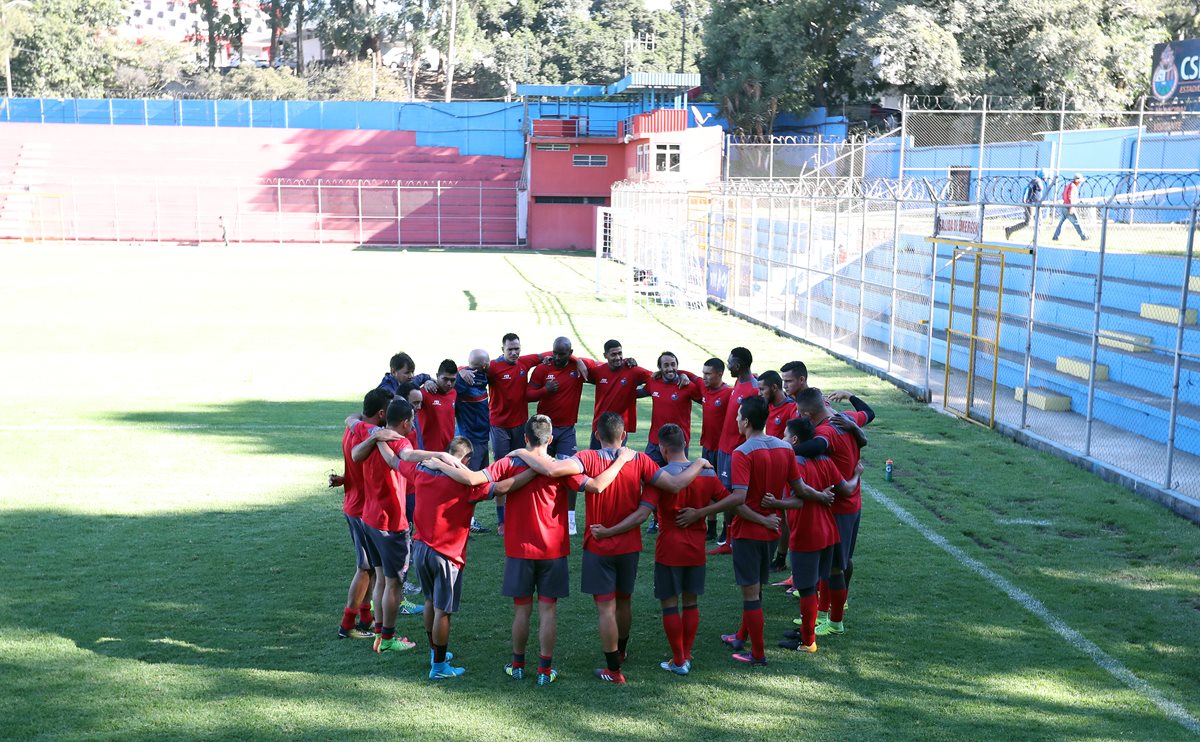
[572,154,608,167]
[535,144,569,152]
[534,196,608,205]
[655,144,681,173]
[636,144,649,174]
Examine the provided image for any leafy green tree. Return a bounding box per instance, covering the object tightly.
[105,37,197,97]
[7,0,121,95]
[1,0,34,98]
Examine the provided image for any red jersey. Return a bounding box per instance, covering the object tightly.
[652,463,727,567]
[418,387,457,452]
[729,435,802,542]
[400,461,493,568]
[488,353,543,428]
[644,375,703,444]
[700,385,733,451]
[527,363,586,427]
[787,456,841,552]
[718,377,760,454]
[815,410,869,515]
[487,455,571,560]
[586,361,652,433]
[565,449,662,556]
[340,420,375,518]
[360,436,411,532]
[765,398,798,439]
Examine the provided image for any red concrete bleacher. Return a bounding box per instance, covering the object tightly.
[0,123,523,245]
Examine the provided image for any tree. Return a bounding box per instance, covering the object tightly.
[0,0,33,98]
[189,0,223,71]
[7,0,122,96]
[105,37,197,97]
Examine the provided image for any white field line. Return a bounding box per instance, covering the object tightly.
[0,424,343,432]
[865,482,1200,735]
[994,518,1054,526]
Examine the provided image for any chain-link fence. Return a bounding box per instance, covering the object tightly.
[0,178,520,246]
[608,177,1200,503]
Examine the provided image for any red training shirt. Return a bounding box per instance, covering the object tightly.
[718,377,760,454]
[400,461,493,568]
[360,436,412,532]
[765,398,799,439]
[787,456,841,553]
[527,363,586,427]
[340,420,375,518]
[565,449,662,556]
[814,410,869,515]
[418,387,457,452]
[644,375,703,445]
[700,385,733,452]
[652,463,727,567]
[488,353,544,428]
[586,360,652,433]
[486,455,571,560]
[729,435,802,542]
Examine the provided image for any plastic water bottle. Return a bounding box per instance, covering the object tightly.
[885,459,893,482]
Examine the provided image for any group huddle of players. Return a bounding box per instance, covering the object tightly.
[330,333,874,683]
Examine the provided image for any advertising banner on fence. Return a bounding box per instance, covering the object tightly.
[707,262,729,301]
[1149,39,1200,131]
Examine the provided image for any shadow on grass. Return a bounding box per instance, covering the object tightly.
[0,486,1187,740]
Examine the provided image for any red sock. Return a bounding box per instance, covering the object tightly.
[817,579,830,612]
[830,588,849,623]
[743,602,765,660]
[681,605,699,658]
[736,614,748,641]
[358,602,373,626]
[799,594,819,646]
[661,608,685,665]
[340,607,358,631]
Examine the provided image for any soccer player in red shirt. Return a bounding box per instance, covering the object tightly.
[650,423,729,674]
[584,339,652,450]
[699,358,733,544]
[418,359,459,453]
[330,388,393,640]
[349,398,466,654]
[638,351,702,466]
[527,336,588,534]
[373,435,535,679]
[514,411,710,684]
[712,347,758,555]
[795,387,874,637]
[758,369,798,573]
[763,417,859,652]
[487,333,546,457]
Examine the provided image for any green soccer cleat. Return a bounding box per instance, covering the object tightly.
[430,662,466,680]
[536,669,558,685]
[376,637,417,653]
[815,620,844,636]
[817,610,830,624]
[505,663,525,680]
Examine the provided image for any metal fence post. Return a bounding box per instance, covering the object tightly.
[276,181,283,246]
[857,192,868,358]
[1084,204,1109,456]
[898,94,909,191]
[1020,204,1042,428]
[784,194,794,330]
[357,180,364,245]
[806,196,815,339]
[1129,97,1146,224]
[396,183,403,246]
[317,180,324,244]
[925,200,941,396]
[975,95,987,203]
[1165,207,1197,489]
[1053,94,1066,179]
[478,182,484,246]
[765,194,773,320]
[887,196,901,373]
[437,181,443,246]
[830,198,839,348]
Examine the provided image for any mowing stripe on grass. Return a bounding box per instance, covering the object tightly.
[0,424,343,432]
[865,482,1200,736]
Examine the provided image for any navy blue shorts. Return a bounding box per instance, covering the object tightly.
[731,538,773,587]
[502,556,570,599]
[548,426,578,458]
[833,511,861,571]
[790,546,835,592]
[701,447,719,468]
[581,550,639,596]
[717,451,733,489]
[345,514,379,571]
[653,562,706,600]
[490,424,525,460]
[412,539,463,614]
[466,440,490,471]
[365,524,410,579]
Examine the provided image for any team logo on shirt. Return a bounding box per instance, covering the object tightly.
[433,400,443,406]
[619,378,628,385]
[773,415,781,425]
[599,378,609,384]
[671,392,679,400]
[715,399,723,406]
[502,373,512,380]
[651,391,660,398]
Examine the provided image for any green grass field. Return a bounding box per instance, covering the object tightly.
[1,244,1198,740]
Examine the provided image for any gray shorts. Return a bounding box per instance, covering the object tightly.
[581,550,639,597]
[731,538,774,587]
[501,556,570,599]
[548,426,578,458]
[833,511,861,571]
[412,539,464,614]
[365,525,410,579]
[346,514,380,571]
[717,450,733,488]
[490,424,525,460]
[653,562,706,600]
[790,546,835,592]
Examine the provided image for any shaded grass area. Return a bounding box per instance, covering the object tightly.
[0,245,1197,739]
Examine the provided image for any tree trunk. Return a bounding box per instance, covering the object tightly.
[444,0,457,102]
[295,0,305,74]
